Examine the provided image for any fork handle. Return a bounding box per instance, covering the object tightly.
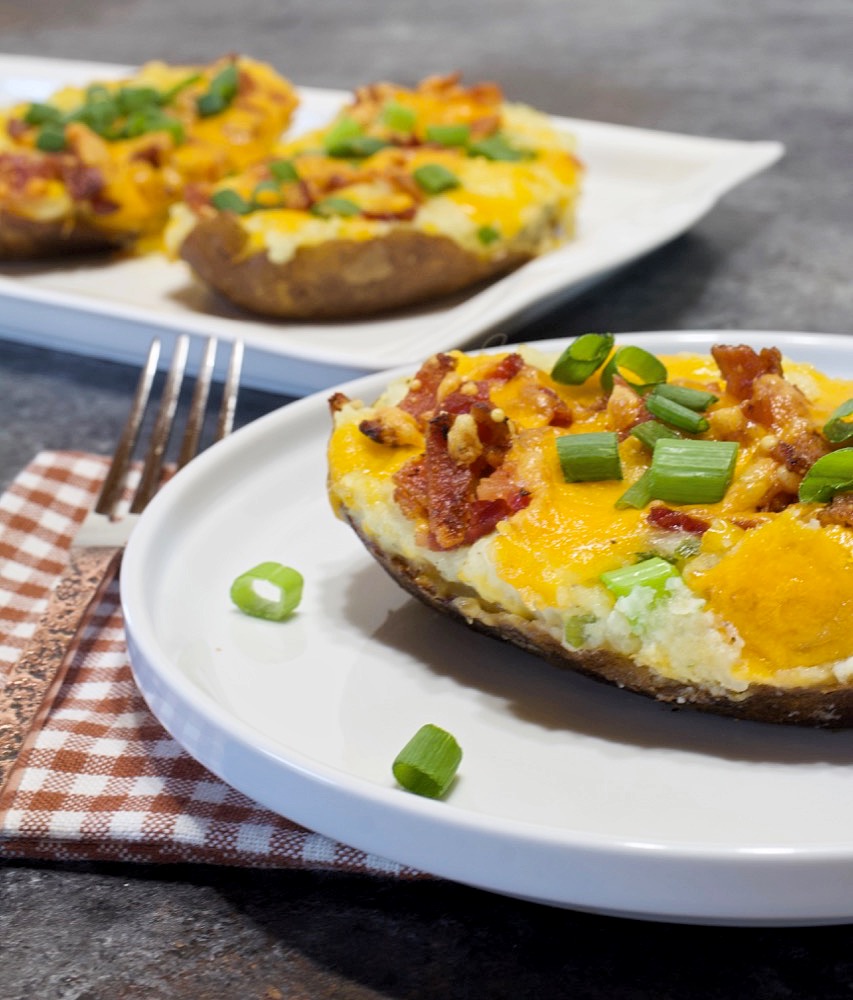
[0,545,123,791]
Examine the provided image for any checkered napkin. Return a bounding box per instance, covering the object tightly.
[0,451,418,875]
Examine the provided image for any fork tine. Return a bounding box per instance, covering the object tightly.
[94,338,161,517]
[130,334,190,514]
[175,336,217,471]
[214,338,244,443]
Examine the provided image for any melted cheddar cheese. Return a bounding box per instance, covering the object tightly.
[0,56,297,249]
[328,345,853,697]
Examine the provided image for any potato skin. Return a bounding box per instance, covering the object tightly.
[340,506,853,729]
[0,208,124,260]
[179,212,531,319]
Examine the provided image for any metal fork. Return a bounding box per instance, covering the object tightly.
[0,334,244,788]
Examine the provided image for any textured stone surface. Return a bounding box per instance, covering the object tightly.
[2,1,853,995]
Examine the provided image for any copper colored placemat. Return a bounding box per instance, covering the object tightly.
[0,451,418,875]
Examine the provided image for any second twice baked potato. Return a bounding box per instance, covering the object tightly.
[167,73,583,319]
[328,336,853,727]
[0,55,298,258]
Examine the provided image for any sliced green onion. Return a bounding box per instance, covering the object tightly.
[476,224,500,245]
[798,448,853,503]
[251,179,282,206]
[468,133,530,161]
[557,432,623,483]
[381,101,416,132]
[600,345,667,393]
[652,382,719,411]
[229,561,304,621]
[35,125,66,151]
[615,468,653,510]
[564,613,596,649]
[323,117,388,157]
[117,86,161,114]
[645,390,710,434]
[210,188,253,214]
[159,72,203,105]
[630,420,682,450]
[824,399,853,444]
[551,332,614,385]
[269,158,299,183]
[310,196,361,218]
[196,63,239,117]
[600,556,679,597]
[24,102,63,126]
[413,163,460,194]
[425,123,470,146]
[392,724,462,799]
[648,439,739,504]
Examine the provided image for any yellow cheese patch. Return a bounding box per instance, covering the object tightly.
[691,510,853,670]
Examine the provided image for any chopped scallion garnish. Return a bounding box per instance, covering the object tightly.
[381,101,416,132]
[310,196,362,218]
[648,439,739,504]
[413,163,461,194]
[630,420,682,450]
[476,224,501,245]
[823,399,853,444]
[600,345,667,393]
[615,468,653,509]
[468,133,530,161]
[196,63,239,117]
[798,448,853,503]
[35,125,66,151]
[551,332,614,385]
[564,613,596,649]
[652,382,719,411]
[557,432,623,482]
[392,724,462,799]
[211,188,253,214]
[269,158,299,183]
[425,123,471,146]
[645,390,710,434]
[229,561,304,621]
[600,556,678,597]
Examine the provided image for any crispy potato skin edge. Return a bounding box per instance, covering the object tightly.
[339,506,853,728]
[0,208,124,259]
[179,212,531,319]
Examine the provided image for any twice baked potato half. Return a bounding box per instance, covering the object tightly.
[167,73,582,319]
[328,337,853,727]
[0,55,297,258]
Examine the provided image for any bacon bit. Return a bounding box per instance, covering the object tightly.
[469,114,501,138]
[6,118,28,140]
[328,392,351,414]
[746,374,830,474]
[711,344,783,401]
[647,504,710,535]
[397,353,457,422]
[362,205,418,222]
[62,163,105,202]
[483,353,525,382]
[816,493,853,528]
[89,196,120,216]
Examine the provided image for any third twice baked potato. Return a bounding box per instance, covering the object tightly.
[0,55,297,258]
[167,73,583,319]
[328,335,853,727]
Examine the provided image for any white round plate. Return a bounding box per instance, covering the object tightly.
[121,330,853,926]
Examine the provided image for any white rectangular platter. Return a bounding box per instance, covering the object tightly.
[0,54,783,395]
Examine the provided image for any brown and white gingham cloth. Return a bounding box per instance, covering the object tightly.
[0,451,419,874]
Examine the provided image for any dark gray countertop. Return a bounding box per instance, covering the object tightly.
[2,2,853,996]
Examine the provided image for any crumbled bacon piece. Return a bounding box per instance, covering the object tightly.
[646,504,710,535]
[328,391,350,414]
[816,493,853,528]
[711,344,783,401]
[397,353,457,422]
